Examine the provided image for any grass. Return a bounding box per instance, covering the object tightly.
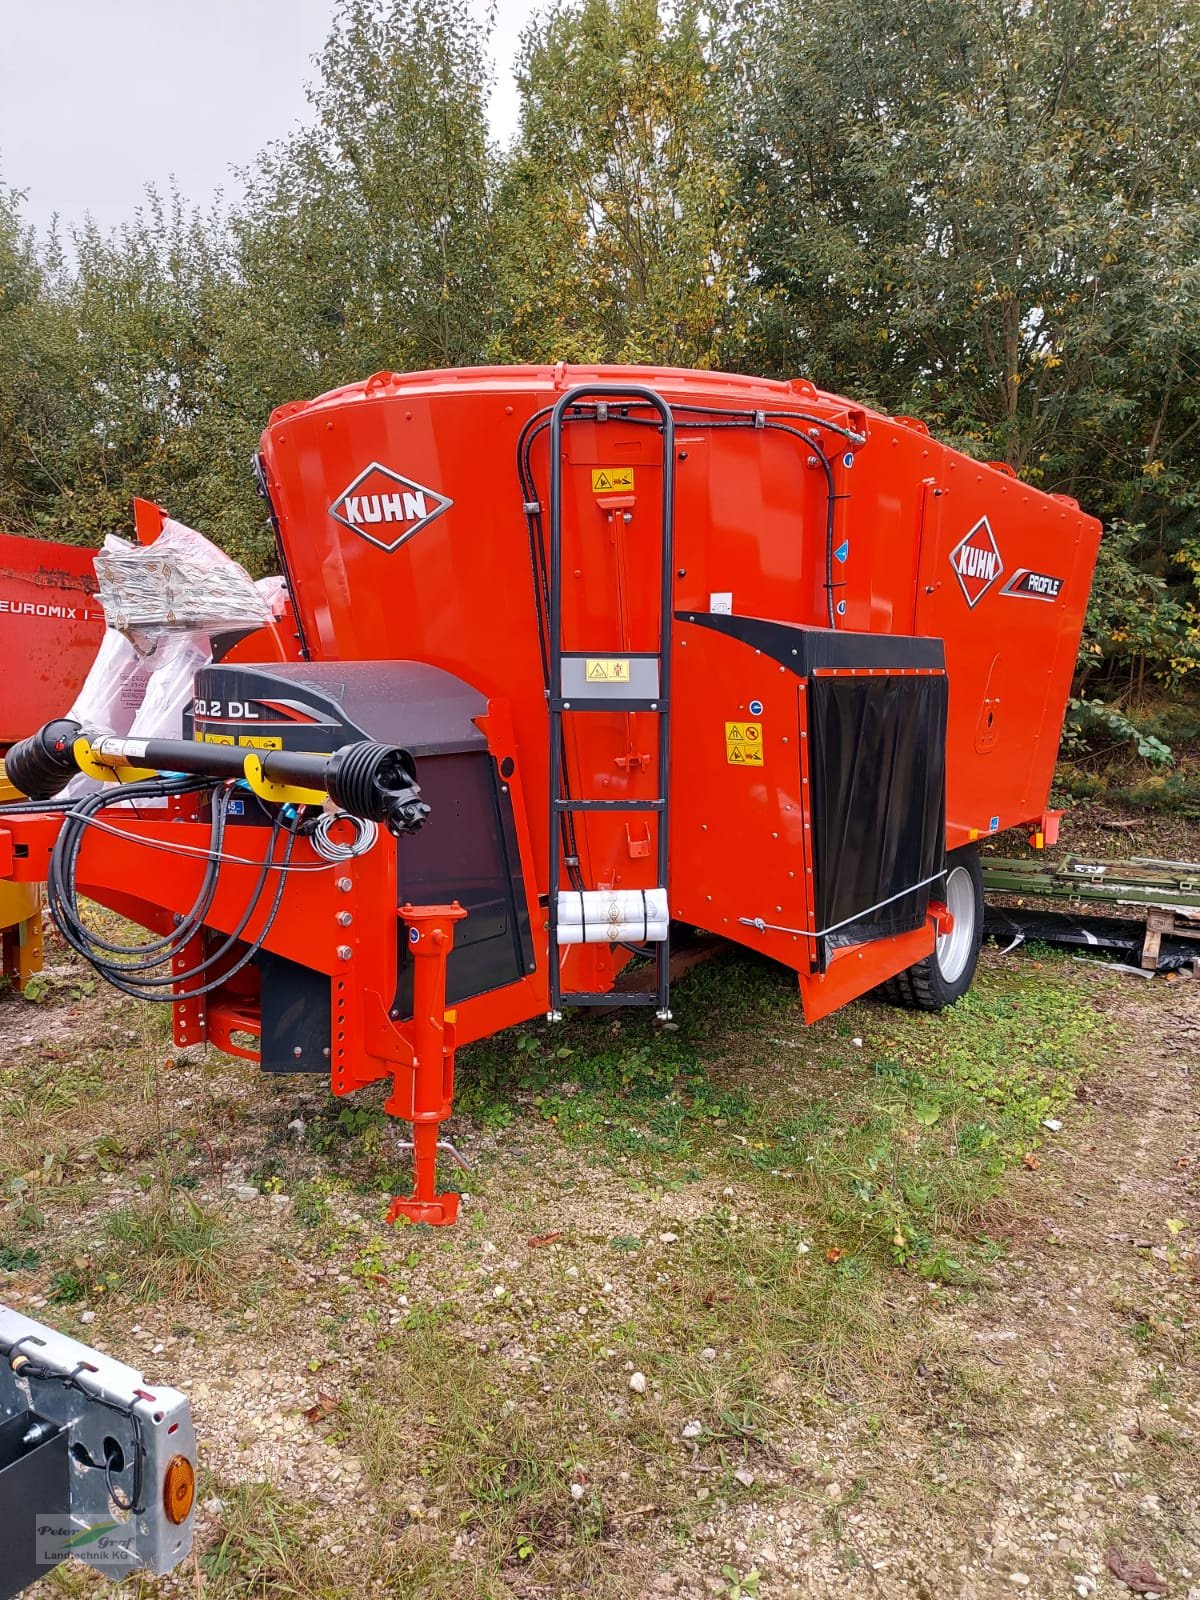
[103,1189,234,1302]
[208,947,1107,1597]
[43,1186,238,1306]
[6,935,1183,1600]
[200,1478,458,1598]
[457,945,1106,1285]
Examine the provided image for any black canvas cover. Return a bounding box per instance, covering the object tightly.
[808,673,948,958]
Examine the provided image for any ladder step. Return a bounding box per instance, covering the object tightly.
[551,697,665,713]
[545,382,677,1023]
[554,798,663,813]
[555,991,664,1007]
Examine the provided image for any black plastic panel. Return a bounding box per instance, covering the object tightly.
[257,951,332,1072]
[187,660,488,757]
[392,752,534,1017]
[808,674,948,957]
[677,612,945,673]
[0,1413,68,1600]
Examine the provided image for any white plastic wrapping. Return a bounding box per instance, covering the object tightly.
[255,574,288,620]
[59,630,212,800]
[93,519,272,646]
[65,626,154,738]
[556,920,670,946]
[126,632,212,743]
[556,888,670,944]
[58,519,289,798]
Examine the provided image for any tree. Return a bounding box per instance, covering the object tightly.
[45,191,233,546]
[228,0,495,386]
[730,0,1200,685]
[493,0,738,366]
[0,183,75,536]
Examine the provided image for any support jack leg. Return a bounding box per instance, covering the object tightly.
[385,902,467,1227]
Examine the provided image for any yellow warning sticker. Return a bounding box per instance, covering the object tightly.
[591,466,635,493]
[724,720,764,766]
[585,657,632,683]
[197,731,282,750]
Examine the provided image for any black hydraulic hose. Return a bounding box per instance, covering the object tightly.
[591,396,865,446]
[47,785,302,1002]
[60,812,284,991]
[764,421,840,628]
[46,779,226,972]
[516,405,554,683]
[516,406,585,893]
[514,393,848,900]
[50,787,240,981]
[0,774,212,818]
[583,407,842,626]
[50,782,232,965]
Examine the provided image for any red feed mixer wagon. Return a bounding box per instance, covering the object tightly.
[0,364,1101,1224]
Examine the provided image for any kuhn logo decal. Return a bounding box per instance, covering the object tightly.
[949,516,1004,608]
[1001,568,1063,602]
[328,463,452,553]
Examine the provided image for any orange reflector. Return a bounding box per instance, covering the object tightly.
[163,1454,195,1524]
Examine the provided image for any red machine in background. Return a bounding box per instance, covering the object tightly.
[0,365,1102,1222]
[0,532,106,985]
[0,532,106,745]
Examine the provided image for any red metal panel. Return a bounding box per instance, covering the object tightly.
[257,363,1100,975]
[0,532,105,747]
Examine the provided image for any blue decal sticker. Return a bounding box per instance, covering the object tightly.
[748,699,763,716]
[843,451,855,469]
[834,540,850,563]
[989,815,1000,832]
[409,926,421,944]
[227,798,245,816]
[836,600,847,616]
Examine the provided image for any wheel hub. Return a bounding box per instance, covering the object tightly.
[935,864,976,984]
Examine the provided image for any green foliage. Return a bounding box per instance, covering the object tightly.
[1078,521,1200,689]
[1,0,1199,692]
[492,0,737,365]
[99,1192,233,1303]
[730,0,1200,691]
[292,1179,335,1229]
[1116,770,1200,818]
[1063,697,1174,765]
[0,1240,40,1272]
[47,1267,89,1304]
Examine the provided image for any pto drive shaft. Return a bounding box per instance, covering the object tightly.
[5,719,429,836]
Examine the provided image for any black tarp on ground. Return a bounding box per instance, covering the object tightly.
[984,906,1197,971]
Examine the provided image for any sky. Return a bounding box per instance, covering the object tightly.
[0,0,538,238]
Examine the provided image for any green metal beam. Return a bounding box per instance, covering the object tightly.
[983,856,1200,911]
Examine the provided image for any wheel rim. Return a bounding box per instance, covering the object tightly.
[936,865,976,985]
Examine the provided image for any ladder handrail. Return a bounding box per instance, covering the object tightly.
[546,383,677,1019]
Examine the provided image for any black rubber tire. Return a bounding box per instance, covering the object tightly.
[878,843,984,1012]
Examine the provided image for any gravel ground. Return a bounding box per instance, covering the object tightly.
[1,927,1197,1599]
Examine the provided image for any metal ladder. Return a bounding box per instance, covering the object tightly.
[546,383,676,1020]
